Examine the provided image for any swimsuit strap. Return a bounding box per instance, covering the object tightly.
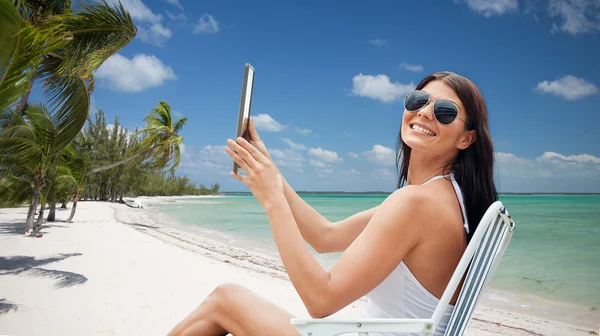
[421,173,470,234]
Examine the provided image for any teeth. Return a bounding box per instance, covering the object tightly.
[412,124,435,136]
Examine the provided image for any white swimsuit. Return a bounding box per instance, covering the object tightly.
[359,173,469,336]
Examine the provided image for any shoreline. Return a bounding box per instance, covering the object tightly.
[142,197,599,315]
[130,201,600,330]
[0,201,598,335]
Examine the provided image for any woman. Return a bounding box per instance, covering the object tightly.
[168,71,497,336]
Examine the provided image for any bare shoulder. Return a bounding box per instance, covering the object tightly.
[374,185,437,236]
[382,182,464,236]
[383,185,436,218]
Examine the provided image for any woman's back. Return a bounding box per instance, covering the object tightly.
[361,173,469,336]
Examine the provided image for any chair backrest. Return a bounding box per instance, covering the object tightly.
[429,201,515,336]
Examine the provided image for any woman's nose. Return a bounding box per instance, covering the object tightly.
[416,102,435,120]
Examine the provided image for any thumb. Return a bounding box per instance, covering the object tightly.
[249,118,261,140]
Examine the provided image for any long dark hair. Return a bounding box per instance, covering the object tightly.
[396,71,498,241]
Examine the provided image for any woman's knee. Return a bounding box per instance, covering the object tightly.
[210,282,247,304]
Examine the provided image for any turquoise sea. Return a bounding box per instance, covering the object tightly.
[153,193,600,309]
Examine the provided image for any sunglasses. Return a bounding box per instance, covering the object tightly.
[404,90,470,128]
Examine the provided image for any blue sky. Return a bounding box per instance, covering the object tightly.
[87,0,599,192]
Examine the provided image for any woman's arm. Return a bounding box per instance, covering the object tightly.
[243,118,375,253]
[264,186,426,318]
[279,175,377,253]
[226,137,426,318]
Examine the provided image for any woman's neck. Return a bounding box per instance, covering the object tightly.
[406,150,455,185]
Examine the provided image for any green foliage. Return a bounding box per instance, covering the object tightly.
[79,109,219,201]
[0,0,46,112]
[0,0,136,135]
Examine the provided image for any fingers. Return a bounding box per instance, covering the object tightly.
[249,118,261,140]
[225,145,252,172]
[234,137,267,164]
[230,171,248,184]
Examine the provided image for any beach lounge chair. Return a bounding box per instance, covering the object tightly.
[290,200,515,336]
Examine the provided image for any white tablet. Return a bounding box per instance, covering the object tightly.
[233,63,255,174]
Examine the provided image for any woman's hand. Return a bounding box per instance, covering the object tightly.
[225,137,284,209]
[242,118,273,162]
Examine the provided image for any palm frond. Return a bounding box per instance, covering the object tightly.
[11,0,70,23]
[25,105,56,153]
[44,0,136,78]
[38,54,90,152]
[0,0,45,112]
[173,117,187,133]
[53,163,77,195]
[0,174,33,206]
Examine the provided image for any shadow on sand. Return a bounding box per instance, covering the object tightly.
[0,253,87,289]
[0,298,18,315]
[0,221,69,237]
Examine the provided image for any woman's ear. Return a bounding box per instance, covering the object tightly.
[457,130,476,150]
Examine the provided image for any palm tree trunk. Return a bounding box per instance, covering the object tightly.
[61,201,67,209]
[66,191,78,223]
[25,177,44,236]
[25,200,37,233]
[47,201,57,221]
[35,202,46,233]
[89,146,155,174]
[16,67,38,116]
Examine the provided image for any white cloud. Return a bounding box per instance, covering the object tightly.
[316,168,335,178]
[374,168,395,179]
[280,138,307,151]
[309,159,330,169]
[107,0,172,45]
[308,148,343,164]
[166,11,188,23]
[495,151,600,192]
[165,0,183,10]
[271,149,305,169]
[114,0,161,22]
[138,22,172,46]
[95,54,176,92]
[342,169,361,176]
[535,75,598,100]
[362,145,396,166]
[369,38,387,47]
[548,0,600,34]
[348,152,359,159]
[295,127,312,135]
[194,14,220,34]
[351,74,414,103]
[253,114,286,132]
[178,145,231,176]
[399,63,424,72]
[537,152,600,164]
[459,0,519,17]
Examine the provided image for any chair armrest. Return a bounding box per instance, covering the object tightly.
[290,317,436,336]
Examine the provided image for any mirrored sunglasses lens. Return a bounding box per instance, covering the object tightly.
[434,100,458,125]
[405,91,429,111]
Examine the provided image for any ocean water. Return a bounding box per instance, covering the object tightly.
[152,193,600,308]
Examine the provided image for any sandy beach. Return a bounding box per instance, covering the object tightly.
[0,201,598,336]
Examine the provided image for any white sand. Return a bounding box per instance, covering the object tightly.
[0,201,597,336]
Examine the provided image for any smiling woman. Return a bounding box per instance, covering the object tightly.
[167,71,498,336]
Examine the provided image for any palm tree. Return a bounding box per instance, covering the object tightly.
[0,104,80,236]
[90,101,187,175]
[63,142,91,222]
[1,0,136,138]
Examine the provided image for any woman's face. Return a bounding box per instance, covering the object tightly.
[401,80,475,156]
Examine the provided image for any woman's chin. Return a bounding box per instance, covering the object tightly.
[403,134,434,151]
